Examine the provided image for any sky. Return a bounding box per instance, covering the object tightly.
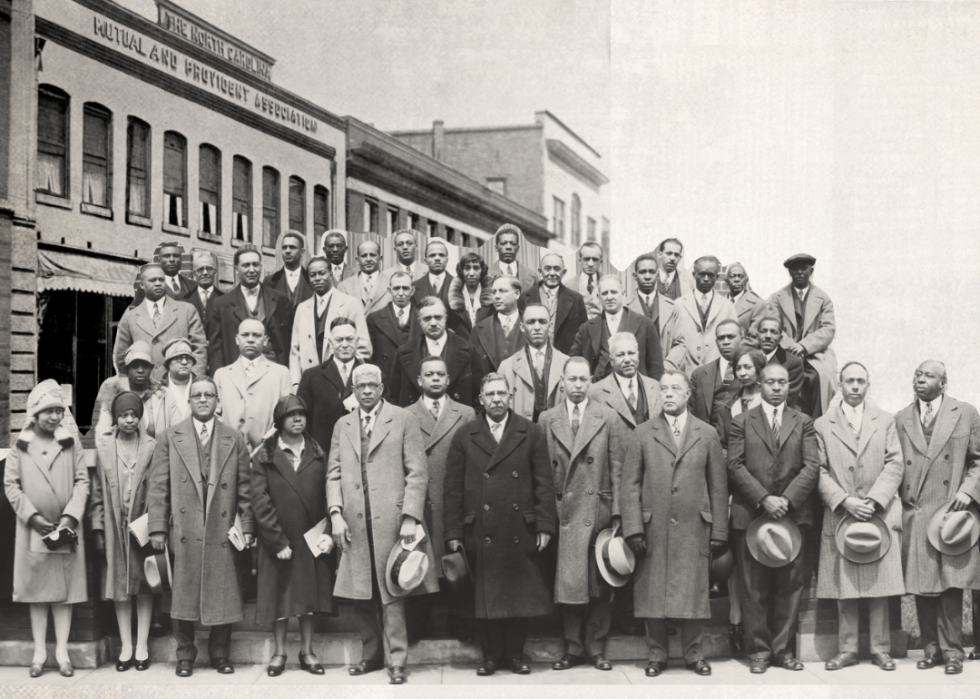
[115,0,611,159]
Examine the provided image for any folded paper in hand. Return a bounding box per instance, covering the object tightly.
[228,513,246,551]
[304,518,333,557]
[128,513,150,547]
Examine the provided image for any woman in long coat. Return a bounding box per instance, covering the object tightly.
[89,392,157,672]
[3,380,89,678]
[251,395,335,677]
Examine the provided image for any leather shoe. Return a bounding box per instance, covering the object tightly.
[211,657,234,674]
[349,659,384,676]
[175,659,193,677]
[773,654,804,671]
[135,658,151,671]
[750,658,768,674]
[872,653,895,671]
[645,660,667,677]
[116,656,134,672]
[29,661,44,678]
[729,623,745,656]
[824,651,858,671]
[59,662,74,678]
[917,653,943,669]
[969,649,980,661]
[267,654,286,677]
[510,658,531,674]
[299,652,324,675]
[390,666,407,684]
[552,654,584,670]
[946,657,964,675]
[590,654,612,671]
[476,660,497,676]
[687,659,711,676]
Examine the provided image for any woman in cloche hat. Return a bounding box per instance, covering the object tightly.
[89,391,158,672]
[2,380,89,678]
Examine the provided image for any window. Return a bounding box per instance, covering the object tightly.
[570,194,581,247]
[587,217,597,242]
[313,185,329,238]
[233,156,252,241]
[364,198,379,233]
[601,217,610,257]
[163,131,187,227]
[409,213,420,231]
[37,86,69,197]
[126,117,150,219]
[486,178,506,196]
[262,166,280,247]
[198,145,221,236]
[427,219,437,238]
[553,197,565,241]
[82,103,111,208]
[288,175,305,234]
[388,207,399,235]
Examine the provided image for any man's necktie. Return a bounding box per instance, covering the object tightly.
[333,265,342,280]
[847,413,858,434]
[171,276,180,295]
[431,399,440,421]
[432,276,441,294]
[199,422,209,446]
[491,422,501,442]
[723,363,734,388]
[771,408,779,437]
[742,397,752,412]
[364,275,374,297]
[672,418,681,444]
[587,274,594,295]
[627,382,637,410]
[533,350,545,378]
[571,404,581,436]
[340,363,348,384]
[501,316,512,335]
[363,415,372,437]
[152,303,162,327]
[397,307,406,328]
[506,264,514,277]
[922,401,934,427]
[200,288,210,305]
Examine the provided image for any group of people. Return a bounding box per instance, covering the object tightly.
[5,223,980,683]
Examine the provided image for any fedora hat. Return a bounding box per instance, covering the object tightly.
[835,514,891,564]
[927,502,980,556]
[595,527,635,587]
[746,516,802,568]
[144,547,173,594]
[709,546,734,584]
[384,522,430,598]
[441,546,473,596]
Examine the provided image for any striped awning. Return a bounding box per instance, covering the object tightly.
[36,249,140,298]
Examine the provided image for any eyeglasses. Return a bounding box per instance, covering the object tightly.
[171,356,194,364]
[190,392,217,400]
[353,382,381,391]
[483,390,510,398]
[195,266,216,274]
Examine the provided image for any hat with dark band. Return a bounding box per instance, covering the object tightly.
[595,527,635,587]
[384,522,430,598]
[144,546,173,594]
[441,546,473,596]
[927,502,980,556]
[746,515,802,568]
[835,514,891,564]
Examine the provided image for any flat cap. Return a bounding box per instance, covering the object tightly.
[783,253,816,268]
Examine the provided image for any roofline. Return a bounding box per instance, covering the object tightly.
[537,110,602,159]
[155,0,276,67]
[387,123,542,137]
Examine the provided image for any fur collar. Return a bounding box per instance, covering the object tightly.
[448,276,493,312]
[16,423,75,451]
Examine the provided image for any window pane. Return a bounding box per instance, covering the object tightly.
[263,167,280,247]
[313,186,329,237]
[163,132,186,195]
[37,90,68,195]
[288,176,305,232]
[233,157,252,241]
[199,146,221,235]
[127,119,150,216]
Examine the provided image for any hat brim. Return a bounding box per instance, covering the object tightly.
[385,542,428,598]
[594,528,631,587]
[440,547,473,595]
[835,514,891,564]
[927,502,980,556]
[144,546,173,594]
[709,547,734,584]
[745,516,802,568]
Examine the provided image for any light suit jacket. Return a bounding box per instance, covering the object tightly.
[214,356,292,449]
[289,289,371,389]
[338,271,392,317]
[661,291,738,375]
[497,346,568,422]
[112,298,207,382]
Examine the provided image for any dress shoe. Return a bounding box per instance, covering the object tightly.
[29,659,45,678]
[917,653,943,669]
[871,653,895,671]
[946,658,964,675]
[476,660,497,676]
[773,654,804,671]
[969,649,980,661]
[687,659,711,676]
[552,654,584,670]
[116,655,134,672]
[349,659,384,676]
[824,651,858,671]
[389,666,407,684]
[135,658,151,671]
[645,660,667,677]
[749,658,768,674]
[299,652,325,675]
[175,659,193,677]
[149,614,167,638]
[211,657,234,674]
[729,623,745,656]
[510,658,531,674]
[590,654,613,671]
[267,654,286,677]
[59,661,74,678]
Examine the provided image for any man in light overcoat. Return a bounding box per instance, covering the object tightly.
[147,375,255,677]
[327,364,439,685]
[621,371,728,677]
[896,360,980,675]
[539,356,626,671]
[497,304,568,423]
[815,361,905,672]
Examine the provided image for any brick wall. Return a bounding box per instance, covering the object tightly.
[9,227,36,446]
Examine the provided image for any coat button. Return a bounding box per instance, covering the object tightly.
[552,460,558,466]
[512,471,519,478]
[181,536,186,543]
[182,476,187,483]
[355,483,360,489]
[588,489,594,495]
[670,518,677,524]
[221,483,228,489]
[672,488,678,495]
[485,537,491,544]
[222,541,227,547]
[358,513,363,518]
[587,457,594,464]
[222,511,227,518]
[239,418,245,424]
[152,338,159,344]
[484,504,490,511]
[562,521,568,527]
[944,480,949,486]
[670,461,675,468]
[180,507,186,513]
[513,504,519,510]
[945,455,950,460]
[907,460,912,465]
[585,520,592,527]
[484,473,489,479]
[513,537,520,544]
[556,492,562,501]
[849,467,854,472]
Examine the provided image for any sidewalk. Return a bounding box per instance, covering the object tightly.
[2,650,979,686]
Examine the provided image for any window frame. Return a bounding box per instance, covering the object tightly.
[288,175,306,235]
[81,102,112,212]
[36,85,70,199]
[313,185,330,239]
[125,116,151,224]
[198,144,222,238]
[262,166,281,248]
[570,193,582,247]
[232,155,253,242]
[162,130,188,230]
[553,196,565,242]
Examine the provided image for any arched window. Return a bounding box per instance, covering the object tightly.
[262,166,280,247]
[126,117,151,220]
[163,130,187,227]
[82,102,112,208]
[199,144,221,236]
[570,194,582,247]
[37,85,70,197]
[232,156,252,241]
[288,175,306,234]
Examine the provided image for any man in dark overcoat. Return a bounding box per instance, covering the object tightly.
[262,231,314,350]
[539,356,626,671]
[621,370,728,677]
[444,373,557,676]
[147,375,255,677]
[728,363,819,674]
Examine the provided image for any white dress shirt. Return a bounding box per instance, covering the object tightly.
[426,333,447,358]
[424,395,443,419]
[603,309,623,333]
[198,285,212,305]
[486,412,509,441]
[166,274,183,294]
[659,269,676,287]
[143,296,166,318]
[637,290,657,310]
[840,401,865,434]
[240,354,259,379]
[242,284,260,312]
[193,416,215,442]
[428,272,446,294]
[764,401,787,431]
[795,285,810,302]
[498,260,517,277]
[614,372,639,403]
[332,263,346,278]
[566,398,589,425]
[359,400,382,431]
[334,357,354,383]
[765,348,778,363]
[729,289,745,305]
[284,266,302,293]
[697,289,715,310]
[315,288,334,315]
[498,310,519,335]
[578,271,598,294]
[278,436,305,471]
[918,395,943,424]
[665,409,688,437]
[731,391,762,418]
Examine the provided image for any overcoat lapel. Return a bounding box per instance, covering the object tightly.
[469,418,497,459]
[272,446,315,520]
[133,305,156,338]
[749,409,775,454]
[801,287,821,336]
[156,302,179,336]
[128,434,156,520]
[913,401,961,496]
[173,421,204,504]
[430,401,463,449]
[229,361,248,398]
[97,434,120,531]
[206,428,235,515]
[367,402,392,456]
[485,415,525,472]
[568,405,603,473]
[855,409,880,460]
[550,407,574,458]
[230,287,249,325]
[247,357,271,387]
[674,417,701,464]
[555,286,572,332]
[777,410,797,451]
[601,381,635,428]
[514,352,535,392]
[590,317,603,360]
[828,407,858,455]
[777,290,796,338]
[700,361,719,422]
[650,415,678,455]
[901,410,929,458]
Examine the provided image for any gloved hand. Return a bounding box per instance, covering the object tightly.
[626,534,646,555]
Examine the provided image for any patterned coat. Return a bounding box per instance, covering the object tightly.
[539,401,626,604]
[896,396,980,595]
[112,298,207,383]
[815,404,905,599]
[621,413,728,618]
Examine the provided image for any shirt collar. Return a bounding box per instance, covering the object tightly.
[764,401,787,423]
[604,308,623,325]
[334,356,353,373]
[486,411,509,433]
[614,372,637,396]
[360,400,383,422]
[659,269,675,284]
[316,287,334,305]
[566,397,588,421]
[429,270,445,281]
[795,284,810,298]
[285,266,301,279]
[242,284,260,297]
[699,289,714,305]
[664,409,688,432]
[240,354,259,370]
[426,333,447,353]
[278,436,305,458]
[918,395,943,415]
[143,296,166,314]
[425,395,444,415]
[192,416,214,436]
[730,289,744,304]
[840,401,865,420]
[765,348,777,362]
[361,270,379,280]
